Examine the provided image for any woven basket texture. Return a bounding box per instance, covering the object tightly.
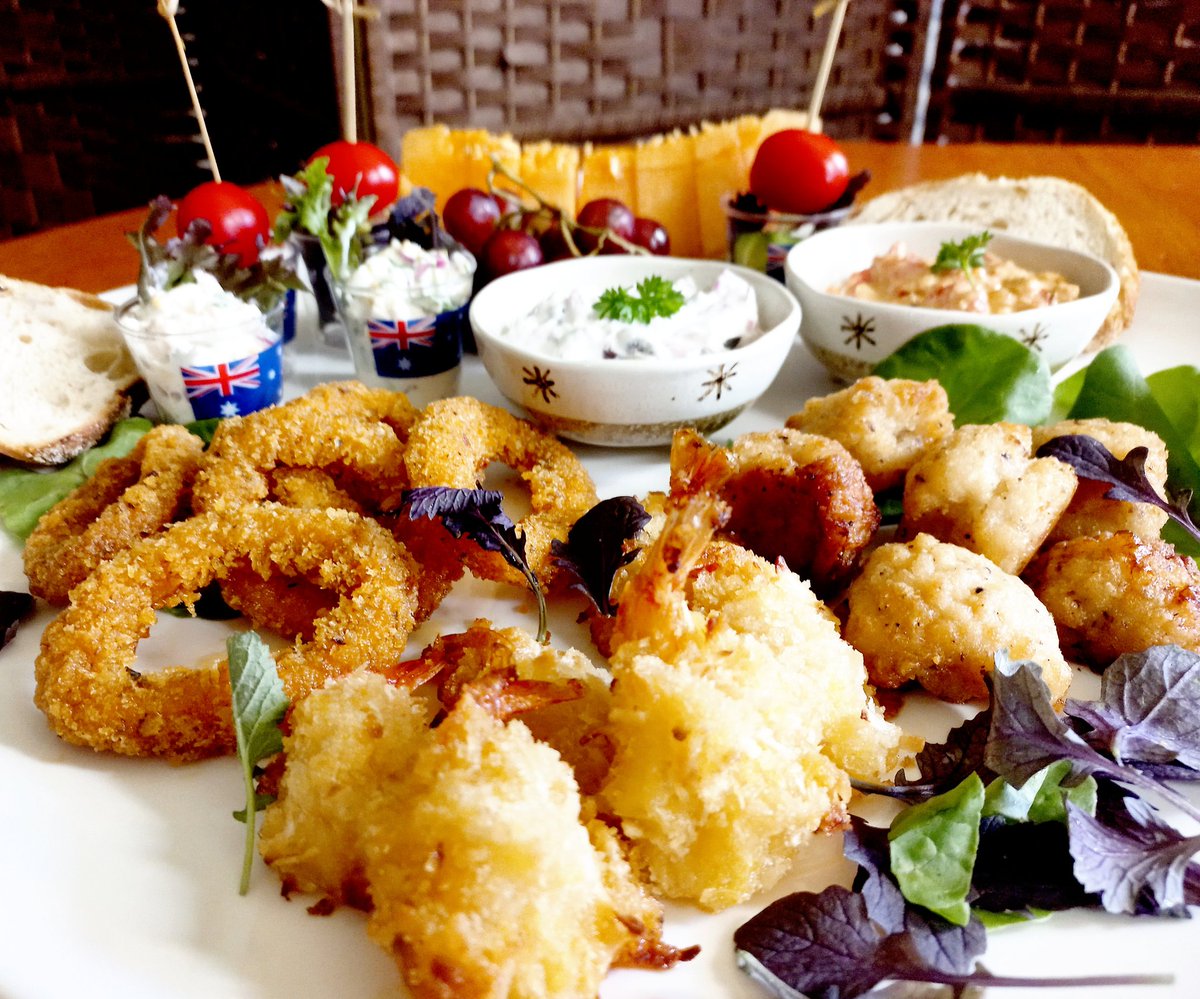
[926,0,1200,143]
[356,0,925,148]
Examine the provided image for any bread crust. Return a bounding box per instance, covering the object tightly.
[0,274,141,466]
[850,174,1139,351]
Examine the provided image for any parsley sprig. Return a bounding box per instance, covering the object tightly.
[931,230,993,275]
[593,276,686,324]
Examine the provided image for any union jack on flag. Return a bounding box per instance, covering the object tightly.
[181,356,261,399]
[369,316,437,352]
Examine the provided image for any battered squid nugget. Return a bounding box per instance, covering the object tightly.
[191,381,418,515]
[785,375,954,492]
[24,424,204,604]
[261,672,690,998]
[403,396,598,589]
[844,533,1072,704]
[34,506,421,761]
[669,427,879,593]
[601,449,908,911]
[417,620,614,793]
[1025,531,1200,668]
[1031,418,1170,543]
[901,422,1077,574]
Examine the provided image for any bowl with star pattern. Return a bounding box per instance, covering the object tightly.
[468,256,801,446]
[784,222,1119,384]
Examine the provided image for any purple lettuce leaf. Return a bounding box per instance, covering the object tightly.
[548,496,650,616]
[843,817,907,934]
[1036,434,1200,545]
[1066,645,1200,770]
[2,590,34,649]
[970,816,1097,913]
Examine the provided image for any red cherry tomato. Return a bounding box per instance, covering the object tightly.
[309,140,401,211]
[175,181,270,267]
[748,129,849,215]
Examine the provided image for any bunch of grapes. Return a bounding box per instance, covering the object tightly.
[443,187,670,281]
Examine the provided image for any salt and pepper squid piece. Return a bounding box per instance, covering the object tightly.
[844,532,1072,704]
[785,375,955,493]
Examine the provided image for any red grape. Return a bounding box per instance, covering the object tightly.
[575,198,635,253]
[443,188,502,256]
[539,225,574,263]
[482,229,543,277]
[630,217,670,255]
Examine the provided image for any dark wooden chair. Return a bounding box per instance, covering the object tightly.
[352,0,929,150]
[924,0,1200,143]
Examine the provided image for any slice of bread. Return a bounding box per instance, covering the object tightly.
[0,274,141,465]
[850,174,1139,349]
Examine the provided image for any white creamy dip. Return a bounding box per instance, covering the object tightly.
[117,272,279,423]
[344,239,475,319]
[501,269,760,361]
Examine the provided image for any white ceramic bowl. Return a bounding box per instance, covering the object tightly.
[469,256,801,446]
[784,221,1119,383]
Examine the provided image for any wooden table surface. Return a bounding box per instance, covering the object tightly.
[1,142,1197,291]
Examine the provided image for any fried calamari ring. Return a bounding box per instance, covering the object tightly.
[34,505,422,761]
[24,425,204,605]
[403,397,598,587]
[191,381,418,515]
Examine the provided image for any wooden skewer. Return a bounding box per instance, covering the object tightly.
[157,0,221,182]
[808,0,851,134]
[341,0,357,142]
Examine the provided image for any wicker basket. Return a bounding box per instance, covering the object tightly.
[926,0,1200,143]
[352,0,925,150]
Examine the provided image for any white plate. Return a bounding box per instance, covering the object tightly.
[2,273,1198,999]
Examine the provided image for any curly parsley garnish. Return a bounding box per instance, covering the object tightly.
[594,276,686,324]
[931,230,993,275]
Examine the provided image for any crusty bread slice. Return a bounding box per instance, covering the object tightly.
[850,174,1138,349]
[0,274,141,465]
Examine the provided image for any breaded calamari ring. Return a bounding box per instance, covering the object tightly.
[23,424,204,604]
[191,381,418,515]
[403,397,598,587]
[34,505,421,761]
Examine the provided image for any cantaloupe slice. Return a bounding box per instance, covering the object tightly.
[399,125,458,208]
[694,120,747,259]
[519,141,581,219]
[578,144,637,211]
[634,130,702,258]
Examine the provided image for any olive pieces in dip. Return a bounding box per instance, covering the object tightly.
[829,231,1081,314]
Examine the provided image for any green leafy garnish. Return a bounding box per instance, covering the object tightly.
[274,157,376,283]
[593,276,685,324]
[227,631,289,895]
[931,230,992,275]
[0,418,152,541]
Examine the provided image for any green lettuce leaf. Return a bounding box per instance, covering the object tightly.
[0,418,152,541]
[873,324,1052,426]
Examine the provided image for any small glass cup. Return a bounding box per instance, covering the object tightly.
[332,247,476,407]
[115,297,284,423]
[723,193,853,284]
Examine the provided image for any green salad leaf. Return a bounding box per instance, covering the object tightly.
[0,418,152,541]
[872,324,1052,426]
[274,157,376,283]
[228,630,289,895]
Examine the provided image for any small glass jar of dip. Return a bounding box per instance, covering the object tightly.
[115,274,284,424]
[723,193,852,285]
[332,238,476,407]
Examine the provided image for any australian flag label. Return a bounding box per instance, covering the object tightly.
[180,340,283,420]
[367,305,465,380]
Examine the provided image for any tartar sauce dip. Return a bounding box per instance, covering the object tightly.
[830,243,1080,314]
[116,272,282,423]
[500,269,760,361]
[344,239,475,318]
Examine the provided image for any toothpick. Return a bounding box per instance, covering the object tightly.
[808,0,851,134]
[321,1,381,143]
[157,1,221,183]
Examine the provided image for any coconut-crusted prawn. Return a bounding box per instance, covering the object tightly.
[260,669,692,999]
[599,446,911,911]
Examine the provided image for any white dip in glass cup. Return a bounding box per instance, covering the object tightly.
[334,238,476,406]
[115,273,284,423]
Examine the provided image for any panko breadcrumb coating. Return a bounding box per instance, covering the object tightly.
[601,452,908,911]
[785,376,954,492]
[901,422,1076,574]
[669,427,879,593]
[1031,418,1170,544]
[844,533,1072,704]
[1025,531,1200,668]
